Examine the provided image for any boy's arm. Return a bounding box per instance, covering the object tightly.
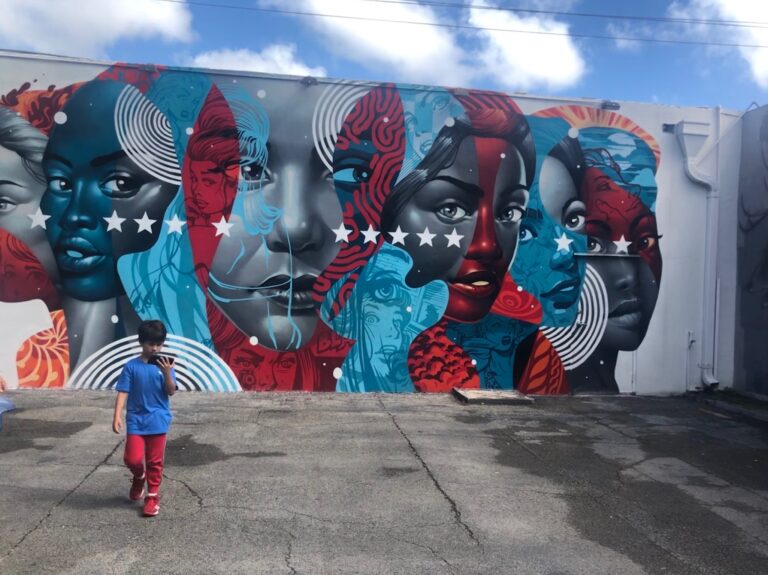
[113,392,127,434]
[113,361,133,434]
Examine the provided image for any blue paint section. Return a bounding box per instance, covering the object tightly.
[577,127,658,210]
[396,86,465,184]
[513,115,587,328]
[322,243,448,392]
[447,315,536,390]
[118,73,215,346]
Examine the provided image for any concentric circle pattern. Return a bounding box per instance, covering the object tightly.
[541,263,608,370]
[66,334,241,392]
[312,82,372,173]
[115,85,182,185]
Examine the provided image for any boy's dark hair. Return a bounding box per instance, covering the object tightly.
[138,320,167,344]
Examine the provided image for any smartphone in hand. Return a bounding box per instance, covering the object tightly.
[149,355,175,366]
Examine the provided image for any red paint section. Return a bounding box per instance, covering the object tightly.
[408,320,480,392]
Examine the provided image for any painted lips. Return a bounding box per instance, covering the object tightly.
[609,299,643,328]
[54,236,106,273]
[449,271,501,299]
[542,278,580,309]
[255,274,318,311]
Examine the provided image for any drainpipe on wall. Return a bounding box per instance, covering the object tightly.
[673,110,722,391]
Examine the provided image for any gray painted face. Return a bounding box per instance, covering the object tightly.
[208,82,342,350]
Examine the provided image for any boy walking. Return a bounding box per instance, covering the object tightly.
[112,320,177,517]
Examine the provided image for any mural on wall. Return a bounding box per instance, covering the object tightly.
[737,106,768,395]
[0,58,663,393]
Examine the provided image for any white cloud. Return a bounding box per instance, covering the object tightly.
[667,0,768,89]
[506,0,580,11]
[0,0,194,58]
[257,0,585,92]
[258,0,475,86]
[468,0,586,91]
[605,22,655,52]
[191,45,327,77]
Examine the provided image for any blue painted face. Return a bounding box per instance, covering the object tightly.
[40,80,178,301]
[513,154,587,327]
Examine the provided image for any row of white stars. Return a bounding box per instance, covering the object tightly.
[554,232,632,254]
[27,208,635,253]
[27,208,189,235]
[332,223,464,248]
[335,224,634,254]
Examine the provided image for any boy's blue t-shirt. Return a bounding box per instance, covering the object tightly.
[115,357,176,435]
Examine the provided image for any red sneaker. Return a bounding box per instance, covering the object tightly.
[143,495,160,517]
[129,474,145,501]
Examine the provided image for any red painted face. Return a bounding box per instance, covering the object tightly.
[445,137,524,322]
[581,167,662,351]
[389,133,527,324]
[581,168,662,281]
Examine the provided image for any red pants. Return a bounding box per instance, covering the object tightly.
[124,434,167,496]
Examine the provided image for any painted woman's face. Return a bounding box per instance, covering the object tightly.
[582,167,662,350]
[0,145,55,277]
[188,159,235,219]
[514,155,586,327]
[40,81,178,302]
[390,136,528,323]
[358,251,412,377]
[208,83,342,350]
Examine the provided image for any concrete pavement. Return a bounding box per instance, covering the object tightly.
[1,391,767,574]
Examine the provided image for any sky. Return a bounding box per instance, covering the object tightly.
[0,0,766,111]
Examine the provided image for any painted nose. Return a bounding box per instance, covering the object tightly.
[61,180,99,230]
[464,204,503,262]
[612,257,639,293]
[550,231,576,271]
[264,166,325,255]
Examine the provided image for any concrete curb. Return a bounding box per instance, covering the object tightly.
[451,388,534,405]
[699,398,768,425]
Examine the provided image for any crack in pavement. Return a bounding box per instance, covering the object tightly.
[1,439,124,564]
[161,473,204,511]
[391,535,458,573]
[378,398,481,547]
[285,536,297,575]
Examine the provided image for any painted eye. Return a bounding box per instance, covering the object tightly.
[498,206,524,223]
[587,236,606,254]
[636,235,658,251]
[562,200,586,232]
[373,280,404,303]
[241,162,270,183]
[277,357,296,370]
[334,166,372,184]
[437,204,467,221]
[519,226,535,242]
[47,177,72,193]
[102,175,142,197]
[0,197,18,213]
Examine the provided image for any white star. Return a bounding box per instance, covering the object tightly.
[613,235,632,254]
[416,226,436,247]
[165,215,186,235]
[332,222,352,243]
[445,228,464,248]
[27,208,51,230]
[361,224,380,244]
[212,215,234,237]
[388,225,409,245]
[554,232,574,253]
[134,212,157,234]
[103,210,125,232]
